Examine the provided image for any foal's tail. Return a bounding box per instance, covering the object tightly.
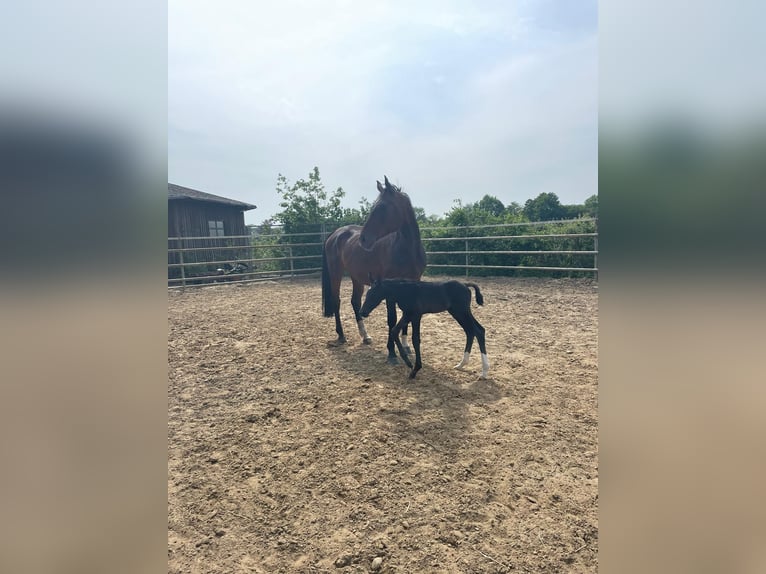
[465,282,484,306]
[321,247,336,317]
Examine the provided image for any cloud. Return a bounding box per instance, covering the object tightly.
[169,0,597,222]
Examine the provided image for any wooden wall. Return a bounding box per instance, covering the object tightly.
[168,200,252,277]
[168,200,248,238]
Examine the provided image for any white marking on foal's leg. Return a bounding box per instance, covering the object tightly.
[454,351,470,370]
[357,319,372,343]
[480,353,490,379]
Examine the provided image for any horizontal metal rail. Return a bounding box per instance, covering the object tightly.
[249,229,332,238]
[421,218,596,232]
[422,233,597,241]
[170,218,598,288]
[169,234,253,241]
[168,241,324,254]
[428,264,597,272]
[167,254,320,268]
[168,266,322,283]
[427,250,597,256]
[243,218,596,235]
[168,269,321,288]
[169,235,595,253]
[169,226,597,243]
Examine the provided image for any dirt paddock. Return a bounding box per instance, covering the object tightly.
[168,276,598,573]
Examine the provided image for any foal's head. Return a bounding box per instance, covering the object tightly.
[359,176,414,250]
[360,276,387,318]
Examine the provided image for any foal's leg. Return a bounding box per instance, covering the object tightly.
[399,322,412,356]
[450,310,475,370]
[408,316,423,379]
[351,280,372,344]
[451,312,489,378]
[473,316,490,379]
[390,315,413,369]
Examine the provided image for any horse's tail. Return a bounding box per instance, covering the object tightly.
[465,282,484,306]
[321,246,336,317]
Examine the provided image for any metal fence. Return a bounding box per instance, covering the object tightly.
[168,218,598,288]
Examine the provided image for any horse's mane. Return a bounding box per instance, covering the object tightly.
[389,185,422,242]
[366,180,426,274]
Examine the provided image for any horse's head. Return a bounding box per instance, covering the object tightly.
[360,275,386,318]
[359,175,411,250]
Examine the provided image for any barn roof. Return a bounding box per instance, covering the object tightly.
[168,183,257,210]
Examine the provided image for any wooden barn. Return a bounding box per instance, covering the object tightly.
[168,183,256,238]
[168,183,257,283]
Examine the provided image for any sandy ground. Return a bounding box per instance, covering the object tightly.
[168,276,598,573]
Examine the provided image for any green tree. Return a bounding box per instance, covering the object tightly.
[413,206,429,223]
[443,197,507,226]
[523,192,566,221]
[274,167,345,232]
[357,196,372,220]
[272,167,347,273]
[504,201,523,219]
[477,194,505,217]
[583,194,598,217]
[443,199,471,226]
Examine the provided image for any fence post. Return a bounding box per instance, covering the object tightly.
[465,238,469,278]
[593,218,598,281]
[179,246,186,289]
[463,224,469,278]
[289,246,294,278]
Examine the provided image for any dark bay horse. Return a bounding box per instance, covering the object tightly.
[360,278,490,379]
[321,176,426,362]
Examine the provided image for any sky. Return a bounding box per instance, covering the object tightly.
[169,0,597,225]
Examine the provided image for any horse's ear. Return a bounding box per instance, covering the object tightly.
[376,180,384,193]
[384,175,390,186]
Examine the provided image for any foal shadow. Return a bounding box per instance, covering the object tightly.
[329,340,508,458]
[331,338,501,391]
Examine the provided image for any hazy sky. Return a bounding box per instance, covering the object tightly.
[169,0,597,224]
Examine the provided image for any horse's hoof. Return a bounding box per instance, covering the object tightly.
[386,356,400,365]
[403,346,412,356]
[362,337,372,345]
[408,371,418,379]
[327,338,346,347]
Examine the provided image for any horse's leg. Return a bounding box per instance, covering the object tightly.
[385,298,400,364]
[473,316,490,379]
[351,279,372,344]
[408,315,422,379]
[333,309,345,345]
[323,241,346,346]
[332,275,346,345]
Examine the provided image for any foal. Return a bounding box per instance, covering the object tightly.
[360,278,489,379]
